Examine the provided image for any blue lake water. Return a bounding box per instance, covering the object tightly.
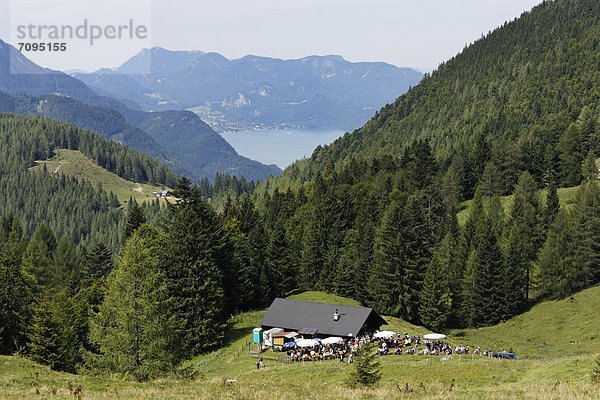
[220,128,345,169]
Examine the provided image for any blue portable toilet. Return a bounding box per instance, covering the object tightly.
[253,328,263,344]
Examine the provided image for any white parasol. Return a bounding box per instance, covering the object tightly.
[423,333,446,340]
[321,336,344,345]
[373,330,396,339]
[295,338,319,347]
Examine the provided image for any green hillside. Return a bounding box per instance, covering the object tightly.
[452,284,600,360]
[2,290,600,399]
[0,113,173,249]
[31,149,169,205]
[286,290,361,306]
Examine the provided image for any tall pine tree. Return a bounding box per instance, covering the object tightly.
[123,198,147,241]
[165,178,228,357]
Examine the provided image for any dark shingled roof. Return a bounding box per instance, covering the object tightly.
[260,298,387,338]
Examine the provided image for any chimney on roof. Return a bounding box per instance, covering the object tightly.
[333,309,340,322]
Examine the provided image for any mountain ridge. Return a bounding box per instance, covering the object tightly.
[73,47,423,131]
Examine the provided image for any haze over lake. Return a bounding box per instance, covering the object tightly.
[220,129,345,169]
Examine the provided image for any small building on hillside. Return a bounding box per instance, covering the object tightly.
[260,298,387,339]
[151,189,169,198]
[272,331,299,351]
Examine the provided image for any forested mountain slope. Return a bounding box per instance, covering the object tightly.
[278,0,600,195]
[0,91,189,173]
[0,113,172,249]
[0,91,277,180]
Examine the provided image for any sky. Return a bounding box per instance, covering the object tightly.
[0,0,542,72]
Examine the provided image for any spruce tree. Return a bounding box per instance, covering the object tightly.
[52,292,87,368]
[28,296,64,370]
[264,218,294,298]
[165,178,228,357]
[52,235,81,294]
[508,172,542,300]
[478,161,501,197]
[461,251,477,327]
[471,216,505,326]
[403,191,434,323]
[347,344,381,388]
[368,197,408,317]
[21,234,52,291]
[440,228,462,328]
[354,198,376,306]
[558,122,583,186]
[582,151,599,181]
[0,216,28,264]
[572,182,600,287]
[419,235,452,332]
[222,205,256,311]
[487,196,505,240]
[0,253,33,354]
[28,291,84,372]
[544,181,560,228]
[503,223,527,319]
[457,189,485,327]
[248,223,268,309]
[538,211,579,298]
[123,198,146,241]
[83,242,113,282]
[299,174,328,289]
[334,229,360,298]
[31,224,57,253]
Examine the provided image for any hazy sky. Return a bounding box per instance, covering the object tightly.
[1,0,542,72]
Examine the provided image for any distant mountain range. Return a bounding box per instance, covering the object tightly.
[0,40,281,181]
[73,48,423,131]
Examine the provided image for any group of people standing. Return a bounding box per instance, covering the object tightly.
[286,340,358,363]
[374,333,478,357]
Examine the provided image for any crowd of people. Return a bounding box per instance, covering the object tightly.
[286,340,358,363]
[374,334,474,356]
[281,332,487,363]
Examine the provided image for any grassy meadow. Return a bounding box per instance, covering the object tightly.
[30,149,170,206]
[3,289,600,399]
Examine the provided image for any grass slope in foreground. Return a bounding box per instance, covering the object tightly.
[30,149,170,205]
[452,284,600,360]
[2,290,600,399]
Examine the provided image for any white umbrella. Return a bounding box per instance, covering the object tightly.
[295,338,319,347]
[373,330,396,339]
[423,333,446,340]
[321,336,344,345]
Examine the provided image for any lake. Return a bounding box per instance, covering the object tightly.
[220,128,345,169]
